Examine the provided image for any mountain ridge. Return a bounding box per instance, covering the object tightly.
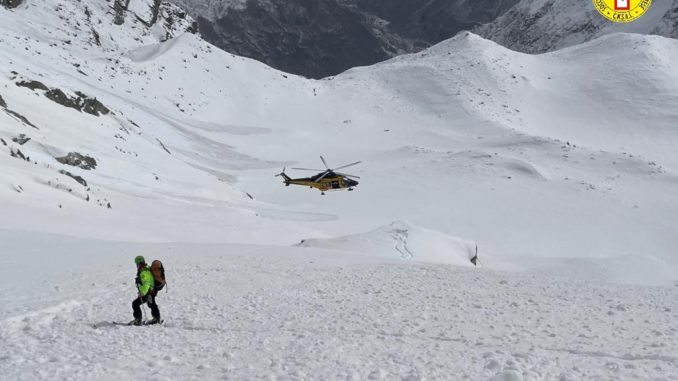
[171,0,520,78]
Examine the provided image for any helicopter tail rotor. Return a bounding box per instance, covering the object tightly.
[275,168,291,181]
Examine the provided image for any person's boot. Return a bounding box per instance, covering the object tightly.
[145,317,161,325]
[128,318,142,326]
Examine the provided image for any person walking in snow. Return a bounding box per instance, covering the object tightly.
[130,255,161,325]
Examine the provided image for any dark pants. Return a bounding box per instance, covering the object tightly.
[132,293,160,320]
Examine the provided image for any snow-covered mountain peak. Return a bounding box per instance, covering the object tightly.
[336,31,678,169]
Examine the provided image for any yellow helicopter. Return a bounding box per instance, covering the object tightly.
[276,156,361,195]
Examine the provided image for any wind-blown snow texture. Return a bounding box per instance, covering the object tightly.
[1,0,678,379]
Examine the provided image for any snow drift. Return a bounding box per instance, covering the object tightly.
[297,221,478,266]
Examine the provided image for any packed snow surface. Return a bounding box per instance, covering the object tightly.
[1,0,678,379]
[1,232,677,380]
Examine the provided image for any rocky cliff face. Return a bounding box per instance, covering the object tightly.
[475,0,678,53]
[172,0,519,78]
[169,0,246,21]
[345,0,519,42]
[117,0,198,40]
[196,0,410,79]
[653,0,678,37]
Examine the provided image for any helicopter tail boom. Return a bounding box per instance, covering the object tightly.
[276,169,292,182]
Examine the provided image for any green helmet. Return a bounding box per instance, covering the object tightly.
[134,255,145,265]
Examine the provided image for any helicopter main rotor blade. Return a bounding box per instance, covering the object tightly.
[291,167,326,171]
[315,170,332,182]
[336,172,360,179]
[334,161,362,171]
[320,156,330,170]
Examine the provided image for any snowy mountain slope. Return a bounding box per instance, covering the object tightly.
[0,0,325,243]
[2,1,678,379]
[2,0,677,269]
[1,232,677,380]
[476,0,678,53]
[232,32,678,269]
[304,32,678,175]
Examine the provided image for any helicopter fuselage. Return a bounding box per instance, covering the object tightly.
[279,171,359,193]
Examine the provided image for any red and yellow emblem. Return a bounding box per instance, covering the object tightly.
[592,0,652,22]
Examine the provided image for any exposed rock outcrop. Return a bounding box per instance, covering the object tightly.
[59,170,88,187]
[16,78,110,116]
[10,148,28,161]
[113,0,126,25]
[1,90,38,128]
[114,0,198,41]
[16,80,49,91]
[78,94,110,116]
[45,89,81,111]
[11,134,30,145]
[56,152,98,170]
[149,0,162,26]
[44,89,110,116]
[4,109,38,129]
[0,0,23,9]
